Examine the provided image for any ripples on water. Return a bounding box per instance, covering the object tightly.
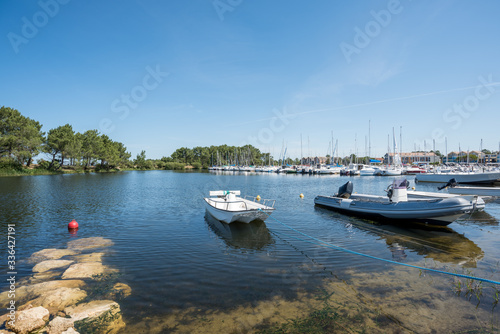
[0,171,499,332]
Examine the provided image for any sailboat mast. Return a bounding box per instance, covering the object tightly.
[400,125,402,156]
[300,133,303,165]
[445,137,448,164]
[368,120,371,165]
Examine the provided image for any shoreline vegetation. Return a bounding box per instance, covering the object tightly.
[1,106,275,177]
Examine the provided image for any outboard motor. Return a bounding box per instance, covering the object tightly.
[337,181,353,199]
[387,178,408,202]
[437,178,458,191]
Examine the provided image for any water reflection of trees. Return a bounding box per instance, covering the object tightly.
[204,213,274,250]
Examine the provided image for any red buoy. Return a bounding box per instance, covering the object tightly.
[68,219,79,230]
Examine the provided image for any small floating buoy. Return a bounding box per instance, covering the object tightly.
[68,219,79,230]
[299,193,304,198]
[256,195,261,201]
[412,187,415,190]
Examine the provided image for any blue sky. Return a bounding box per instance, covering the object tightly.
[1,0,500,160]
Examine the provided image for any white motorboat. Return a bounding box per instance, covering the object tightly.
[204,191,275,224]
[359,166,380,176]
[380,167,402,176]
[447,186,500,197]
[314,178,479,226]
[416,171,500,184]
[407,190,485,211]
[436,178,500,197]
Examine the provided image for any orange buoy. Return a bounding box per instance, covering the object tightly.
[68,219,79,230]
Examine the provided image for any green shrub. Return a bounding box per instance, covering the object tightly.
[164,162,185,170]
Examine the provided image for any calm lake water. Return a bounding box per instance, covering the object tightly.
[1,171,499,332]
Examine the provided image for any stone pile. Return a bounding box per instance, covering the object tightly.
[0,237,130,334]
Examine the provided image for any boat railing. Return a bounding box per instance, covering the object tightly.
[207,198,250,211]
[244,196,276,208]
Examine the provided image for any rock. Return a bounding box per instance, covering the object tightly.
[0,329,15,333]
[0,280,85,308]
[6,306,49,334]
[67,237,114,251]
[62,262,117,280]
[32,270,63,281]
[28,249,78,263]
[47,316,75,334]
[70,252,104,263]
[109,283,132,299]
[62,328,79,334]
[21,287,87,314]
[65,300,125,334]
[33,260,74,273]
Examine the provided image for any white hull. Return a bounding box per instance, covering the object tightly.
[381,168,402,176]
[204,193,275,224]
[416,172,500,184]
[447,186,500,197]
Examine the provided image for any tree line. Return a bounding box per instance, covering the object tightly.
[164,145,273,167]
[0,106,131,171]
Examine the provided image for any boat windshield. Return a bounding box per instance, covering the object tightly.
[393,178,408,189]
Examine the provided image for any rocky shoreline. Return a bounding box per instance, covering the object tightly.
[0,237,130,334]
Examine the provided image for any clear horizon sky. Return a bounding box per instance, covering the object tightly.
[1,0,500,160]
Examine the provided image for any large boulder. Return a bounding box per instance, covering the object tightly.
[33,260,74,273]
[62,262,117,280]
[65,300,125,334]
[0,280,85,308]
[21,287,87,314]
[5,306,49,334]
[28,249,78,263]
[67,237,114,251]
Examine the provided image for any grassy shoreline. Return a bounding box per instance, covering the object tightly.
[0,165,204,177]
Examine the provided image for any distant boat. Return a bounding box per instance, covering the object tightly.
[204,191,275,224]
[314,178,480,226]
[380,167,402,176]
[359,165,379,176]
[416,171,500,184]
[404,166,426,174]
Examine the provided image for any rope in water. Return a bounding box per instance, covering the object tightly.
[258,209,500,285]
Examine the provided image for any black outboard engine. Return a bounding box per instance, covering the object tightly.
[337,181,353,198]
[437,178,458,191]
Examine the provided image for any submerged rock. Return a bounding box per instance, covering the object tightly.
[62,262,117,280]
[28,249,78,263]
[106,283,132,299]
[67,237,114,251]
[6,306,49,334]
[65,300,125,333]
[21,287,87,314]
[0,280,85,308]
[70,252,105,263]
[33,260,74,273]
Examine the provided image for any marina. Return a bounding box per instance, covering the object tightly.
[1,171,499,333]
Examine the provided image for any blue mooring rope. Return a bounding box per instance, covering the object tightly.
[258,209,500,285]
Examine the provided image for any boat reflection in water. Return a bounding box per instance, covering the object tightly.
[316,208,484,267]
[205,213,274,250]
